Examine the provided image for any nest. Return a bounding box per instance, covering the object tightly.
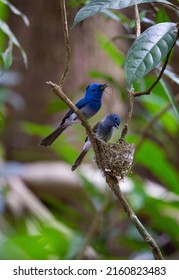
[95,139,135,179]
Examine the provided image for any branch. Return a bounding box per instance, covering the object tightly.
[105,174,164,260]
[59,0,71,87]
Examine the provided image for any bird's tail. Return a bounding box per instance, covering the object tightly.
[71,150,88,171]
[40,124,68,146]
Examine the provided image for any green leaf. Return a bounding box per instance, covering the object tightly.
[95,32,125,66]
[0,19,28,67]
[125,22,178,86]
[155,7,170,23]
[72,0,172,28]
[21,121,53,137]
[159,78,179,117]
[0,0,29,26]
[142,95,178,135]
[0,40,12,73]
[135,140,179,194]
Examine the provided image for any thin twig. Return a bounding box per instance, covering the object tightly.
[134,5,141,38]
[105,174,164,260]
[119,89,134,142]
[135,94,179,153]
[59,0,71,87]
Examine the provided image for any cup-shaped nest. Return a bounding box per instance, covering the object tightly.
[95,139,135,179]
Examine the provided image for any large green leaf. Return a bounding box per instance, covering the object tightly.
[125,22,178,86]
[72,0,173,28]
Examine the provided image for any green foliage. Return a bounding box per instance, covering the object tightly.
[135,139,179,194]
[125,22,178,86]
[95,32,125,67]
[0,0,29,26]
[72,0,172,28]
[0,19,27,70]
[0,0,28,73]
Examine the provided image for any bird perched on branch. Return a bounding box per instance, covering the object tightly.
[40,83,107,146]
[71,113,121,171]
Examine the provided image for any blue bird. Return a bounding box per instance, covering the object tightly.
[40,83,107,146]
[71,113,121,171]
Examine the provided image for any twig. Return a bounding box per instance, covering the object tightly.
[119,89,134,142]
[59,0,71,87]
[134,5,141,38]
[105,174,164,260]
[135,94,179,153]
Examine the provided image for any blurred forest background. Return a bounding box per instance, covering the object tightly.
[0,0,179,260]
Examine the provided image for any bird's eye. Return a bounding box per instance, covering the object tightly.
[92,89,96,92]
[115,117,118,121]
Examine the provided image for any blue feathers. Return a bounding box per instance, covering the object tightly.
[40,83,107,146]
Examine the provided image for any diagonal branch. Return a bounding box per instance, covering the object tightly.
[105,174,164,260]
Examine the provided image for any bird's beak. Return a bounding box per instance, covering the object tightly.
[115,123,119,129]
[99,83,108,91]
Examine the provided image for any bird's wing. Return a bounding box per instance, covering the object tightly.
[84,121,100,143]
[61,98,88,125]
[92,122,100,134]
